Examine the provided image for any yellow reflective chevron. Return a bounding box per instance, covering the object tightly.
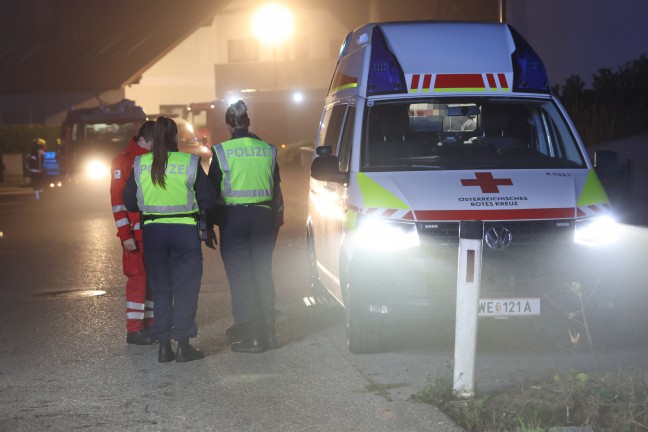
[357,173,409,210]
[345,211,357,231]
[577,169,609,206]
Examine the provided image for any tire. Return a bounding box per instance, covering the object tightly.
[344,265,384,354]
[306,228,326,297]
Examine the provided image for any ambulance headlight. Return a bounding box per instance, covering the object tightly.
[355,216,420,250]
[85,159,110,180]
[574,215,619,247]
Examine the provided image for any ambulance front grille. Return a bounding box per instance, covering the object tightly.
[416,219,575,248]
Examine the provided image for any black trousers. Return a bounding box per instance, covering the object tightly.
[143,223,203,342]
[218,205,276,329]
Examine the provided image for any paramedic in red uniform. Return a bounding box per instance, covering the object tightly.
[110,121,157,345]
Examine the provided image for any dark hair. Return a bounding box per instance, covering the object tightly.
[151,117,178,188]
[225,100,250,129]
[137,120,155,142]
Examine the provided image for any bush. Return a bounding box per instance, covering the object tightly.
[553,54,648,145]
[0,124,60,154]
[415,368,648,431]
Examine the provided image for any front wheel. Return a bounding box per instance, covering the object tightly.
[344,265,384,354]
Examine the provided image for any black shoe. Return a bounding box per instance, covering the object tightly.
[127,329,157,345]
[176,340,204,363]
[225,323,247,343]
[264,322,278,350]
[231,337,267,354]
[158,341,175,363]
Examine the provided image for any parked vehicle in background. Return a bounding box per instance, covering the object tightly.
[182,88,324,165]
[173,116,211,172]
[59,99,146,181]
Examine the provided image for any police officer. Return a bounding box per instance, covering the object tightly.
[123,116,217,363]
[206,100,283,353]
[110,121,156,345]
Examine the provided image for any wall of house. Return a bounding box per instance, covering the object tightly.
[126,4,348,114]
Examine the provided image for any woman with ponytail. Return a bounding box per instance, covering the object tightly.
[123,116,217,363]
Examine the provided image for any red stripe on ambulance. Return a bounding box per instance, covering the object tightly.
[498,73,508,89]
[410,74,420,92]
[422,74,432,91]
[413,208,575,221]
[486,74,497,88]
[382,209,397,217]
[408,73,510,93]
[361,208,413,220]
[435,73,484,89]
[577,204,612,217]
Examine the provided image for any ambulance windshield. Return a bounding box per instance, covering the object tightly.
[362,98,586,171]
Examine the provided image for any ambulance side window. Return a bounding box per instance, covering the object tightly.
[531,103,584,167]
[338,106,355,173]
[543,107,582,164]
[319,104,347,155]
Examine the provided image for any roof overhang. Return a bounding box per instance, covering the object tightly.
[0,0,226,94]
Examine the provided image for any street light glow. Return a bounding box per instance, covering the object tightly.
[252,3,294,45]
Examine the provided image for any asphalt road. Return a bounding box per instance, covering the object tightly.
[1,164,647,432]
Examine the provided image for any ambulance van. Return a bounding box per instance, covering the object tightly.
[307,21,621,354]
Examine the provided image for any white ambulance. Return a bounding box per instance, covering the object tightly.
[307,21,619,353]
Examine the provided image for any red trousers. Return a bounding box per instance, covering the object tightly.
[123,241,154,332]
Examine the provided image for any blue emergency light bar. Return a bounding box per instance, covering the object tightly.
[367,26,407,96]
[508,26,551,94]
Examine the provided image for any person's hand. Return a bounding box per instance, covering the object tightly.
[122,238,137,251]
[204,229,217,250]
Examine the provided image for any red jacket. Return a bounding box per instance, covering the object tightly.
[110,138,149,242]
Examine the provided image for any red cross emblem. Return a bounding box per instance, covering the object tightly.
[460,172,513,193]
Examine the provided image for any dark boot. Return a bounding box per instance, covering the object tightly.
[158,341,175,363]
[231,322,267,354]
[264,319,278,350]
[176,339,204,363]
[225,323,247,343]
[127,328,157,345]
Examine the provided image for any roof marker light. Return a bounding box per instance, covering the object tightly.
[367,26,407,96]
[508,26,550,94]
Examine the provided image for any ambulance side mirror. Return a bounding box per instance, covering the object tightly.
[310,146,349,185]
[594,150,625,178]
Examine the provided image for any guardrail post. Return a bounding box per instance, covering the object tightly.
[453,220,483,398]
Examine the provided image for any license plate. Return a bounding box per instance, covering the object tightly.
[478,297,540,317]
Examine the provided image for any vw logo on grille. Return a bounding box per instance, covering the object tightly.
[484,226,512,250]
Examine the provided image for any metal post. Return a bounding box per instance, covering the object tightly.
[453,220,483,398]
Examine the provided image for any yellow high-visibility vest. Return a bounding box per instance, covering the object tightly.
[213,137,276,205]
[134,152,200,225]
